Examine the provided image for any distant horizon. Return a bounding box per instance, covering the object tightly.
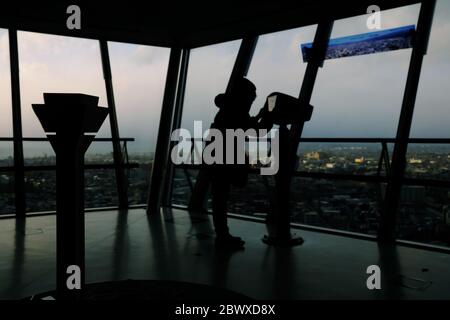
[1,142,449,162]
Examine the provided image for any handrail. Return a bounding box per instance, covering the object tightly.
[299,138,450,144]
[0,163,139,172]
[0,136,139,172]
[178,136,450,144]
[0,137,135,142]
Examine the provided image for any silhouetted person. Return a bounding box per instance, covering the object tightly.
[210,78,273,249]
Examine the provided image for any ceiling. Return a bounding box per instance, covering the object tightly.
[0,0,422,48]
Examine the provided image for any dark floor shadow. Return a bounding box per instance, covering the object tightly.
[210,249,239,289]
[185,209,215,245]
[4,218,26,298]
[264,246,298,299]
[168,207,244,292]
[146,207,182,281]
[376,242,405,299]
[110,209,130,281]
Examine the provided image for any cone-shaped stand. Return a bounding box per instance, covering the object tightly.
[263,125,304,247]
[33,93,108,300]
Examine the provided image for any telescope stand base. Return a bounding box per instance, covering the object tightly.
[262,234,304,247]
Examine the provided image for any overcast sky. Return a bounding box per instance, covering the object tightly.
[1,1,449,158]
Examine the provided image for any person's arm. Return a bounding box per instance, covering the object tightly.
[248,99,273,132]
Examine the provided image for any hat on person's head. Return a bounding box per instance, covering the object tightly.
[228,77,256,96]
[214,78,256,109]
[214,93,227,108]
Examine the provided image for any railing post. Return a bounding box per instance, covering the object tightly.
[379,0,436,242]
[290,21,333,156]
[226,36,259,93]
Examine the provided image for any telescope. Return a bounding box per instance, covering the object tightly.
[265,92,313,125]
[261,92,314,247]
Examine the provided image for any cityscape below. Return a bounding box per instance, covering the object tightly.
[1,143,450,248]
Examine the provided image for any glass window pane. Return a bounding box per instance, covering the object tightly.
[0,29,12,138]
[108,42,170,205]
[171,168,196,207]
[18,32,111,138]
[85,169,118,208]
[0,172,14,215]
[397,185,450,247]
[0,29,14,215]
[25,170,56,213]
[0,142,13,167]
[291,178,383,235]
[18,32,118,211]
[172,40,241,208]
[403,1,450,248]
[405,143,450,181]
[180,40,241,132]
[109,42,169,156]
[247,25,317,116]
[23,141,55,166]
[227,175,383,236]
[85,141,114,165]
[411,0,450,138]
[298,142,392,176]
[306,5,420,138]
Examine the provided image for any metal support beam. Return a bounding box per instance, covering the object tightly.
[268,21,333,243]
[147,48,183,214]
[188,36,258,211]
[162,49,190,206]
[99,40,128,209]
[227,36,259,92]
[379,0,436,241]
[289,21,333,154]
[9,29,26,217]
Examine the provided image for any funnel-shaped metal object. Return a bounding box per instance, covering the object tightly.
[33,93,108,300]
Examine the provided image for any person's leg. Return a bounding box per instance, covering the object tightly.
[211,174,230,237]
[211,172,244,248]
